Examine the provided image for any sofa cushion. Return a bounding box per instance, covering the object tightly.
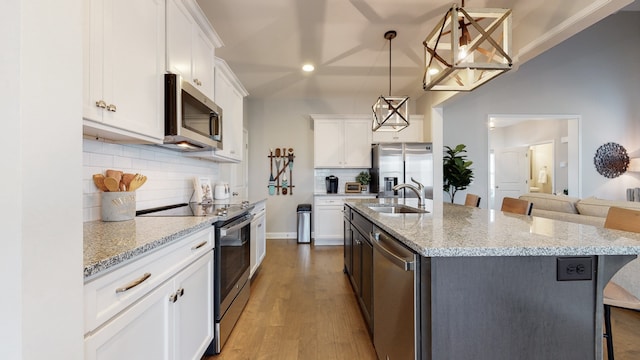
[530,209,606,227]
[576,197,640,217]
[518,193,580,214]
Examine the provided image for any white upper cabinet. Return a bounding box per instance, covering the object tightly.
[313,115,372,168]
[371,115,424,143]
[166,0,220,101]
[212,58,247,162]
[83,0,166,143]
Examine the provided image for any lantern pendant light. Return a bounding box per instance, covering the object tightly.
[423,1,513,91]
[372,30,409,132]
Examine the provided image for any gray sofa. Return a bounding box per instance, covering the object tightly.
[518,192,640,299]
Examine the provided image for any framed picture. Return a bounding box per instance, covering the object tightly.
[193,177,213,204]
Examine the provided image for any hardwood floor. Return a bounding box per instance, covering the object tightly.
[205,239,640,360]
[206,239,377,360]
[607,307,640,359]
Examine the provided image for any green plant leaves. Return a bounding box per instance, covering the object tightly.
[443,144,474,203]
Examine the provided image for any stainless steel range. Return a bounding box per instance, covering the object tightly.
[137,201,253,354]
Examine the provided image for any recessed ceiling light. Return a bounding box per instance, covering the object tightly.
[302,64,315,72]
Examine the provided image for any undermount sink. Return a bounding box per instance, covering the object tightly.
[367,204,428,214]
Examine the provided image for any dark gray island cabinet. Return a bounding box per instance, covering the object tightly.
[344,199,640,360]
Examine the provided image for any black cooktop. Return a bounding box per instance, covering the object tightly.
[136,202,251,219]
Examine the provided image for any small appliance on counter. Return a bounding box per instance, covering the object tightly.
[214,182,230,199]
[325,176,338,193]
[345,182,362,193]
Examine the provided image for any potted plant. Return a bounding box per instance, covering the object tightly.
[356,171,371,192]
[443,144,474,203]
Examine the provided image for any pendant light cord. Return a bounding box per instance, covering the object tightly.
[388,36,392,96]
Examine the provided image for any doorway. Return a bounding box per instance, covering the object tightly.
[487,115,581,210]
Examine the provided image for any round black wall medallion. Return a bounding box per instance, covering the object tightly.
[594,142,629,178]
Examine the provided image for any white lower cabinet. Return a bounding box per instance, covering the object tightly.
[173,252,214,360]
[84,278,173,360]
[314,196,345,245]
[314,196,376,245]
[250,200,266,277]
[84,227,214,360]
[85,252,213,360]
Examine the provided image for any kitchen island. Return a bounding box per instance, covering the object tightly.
[344,198,640,360]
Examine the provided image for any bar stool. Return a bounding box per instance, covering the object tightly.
[500,197,532,215]
[464,193,481,207]
[602,206,640,359]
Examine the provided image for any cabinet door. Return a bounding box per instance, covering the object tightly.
[192,27,215,99]
[314,204,345,243]
[344,119,372,168]
[166,0,193,78]
[352,230,363,295]
[250,205,266,277]
[344,214,353,278]
[255,212,266,268]
[174,253,214,360]
[103,0,165,139]
[85,280,173,360]
[314,120,345,167]
[214,66,243,161]
[361,235,373,323]
[372,116,424,143]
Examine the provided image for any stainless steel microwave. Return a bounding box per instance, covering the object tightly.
[160,73,222,151]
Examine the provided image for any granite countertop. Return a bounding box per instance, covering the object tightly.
[84,198,267,280]
[346,198,640,258]
[84,216,214,280]
[314,192,377,197]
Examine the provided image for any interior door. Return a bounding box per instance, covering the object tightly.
[493,146,529,210]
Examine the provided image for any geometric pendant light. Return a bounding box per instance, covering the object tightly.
[372,30,409,132]
[423,1,512,91]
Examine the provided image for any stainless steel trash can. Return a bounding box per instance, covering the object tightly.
[297,204,312,243]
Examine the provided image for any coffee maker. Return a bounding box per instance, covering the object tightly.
[325,176,338,193]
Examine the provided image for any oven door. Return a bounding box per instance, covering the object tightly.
[217,213,252,319]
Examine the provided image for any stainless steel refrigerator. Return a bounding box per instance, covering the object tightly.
[370,143,433,199]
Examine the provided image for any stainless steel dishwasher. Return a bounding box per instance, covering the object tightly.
[371,226,419,360]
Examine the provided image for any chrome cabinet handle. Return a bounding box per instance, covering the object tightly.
[115,272,151,293]
[106,104,117,112]
[193,78,202,86]
[191,240,208,251]
[95,100,107,108]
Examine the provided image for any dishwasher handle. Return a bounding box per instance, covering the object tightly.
[370,231,415,271]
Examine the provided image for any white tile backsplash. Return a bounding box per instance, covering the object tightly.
[314,168,368,193]
[83,138,221,222]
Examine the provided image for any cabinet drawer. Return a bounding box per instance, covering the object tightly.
[84,227,214,334]
[352,210,373,238]
[315,197,345,206]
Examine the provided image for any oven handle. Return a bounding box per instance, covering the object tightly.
[220,214,254,236]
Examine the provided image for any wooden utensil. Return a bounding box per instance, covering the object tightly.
[103,177,120,192]
[106,169,123,184]
[122,173,136,190]
[128,174,147,192]
[92,174,109,191]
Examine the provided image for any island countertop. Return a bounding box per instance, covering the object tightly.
[345,198,640,258]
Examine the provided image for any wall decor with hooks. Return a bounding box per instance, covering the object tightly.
[268,147,295,195]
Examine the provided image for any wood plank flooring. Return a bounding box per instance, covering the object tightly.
[205,239,640,360]
[207,239,377,360]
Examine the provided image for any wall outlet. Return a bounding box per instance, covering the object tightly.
[556,257,593,281]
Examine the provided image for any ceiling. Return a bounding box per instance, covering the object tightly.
[197,0,637,100]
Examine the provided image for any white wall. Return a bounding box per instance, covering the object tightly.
[443,11,640,202]
[83,139,222,221]
[1,0,84,359]
[246,97,389,235]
